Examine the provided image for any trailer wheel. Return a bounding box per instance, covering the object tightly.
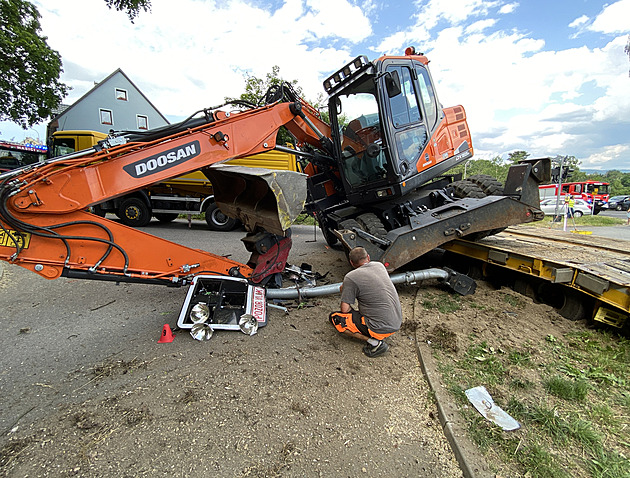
[154,213,179,223]
[119,197,152,227]
[536,283,589,321]
[204,203,238,231]
[467,174,504,196]
[356,213,388,239]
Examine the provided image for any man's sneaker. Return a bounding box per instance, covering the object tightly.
[363,340,389,358]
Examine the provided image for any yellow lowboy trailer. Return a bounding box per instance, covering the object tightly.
[441,226,630,329]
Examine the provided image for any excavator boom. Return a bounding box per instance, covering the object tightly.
[0,99,325,285]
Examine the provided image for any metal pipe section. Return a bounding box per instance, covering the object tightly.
[266,268,450,300]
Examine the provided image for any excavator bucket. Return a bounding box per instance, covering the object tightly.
[205,164,307,236]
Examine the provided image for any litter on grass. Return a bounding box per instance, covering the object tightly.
[465,385,521,431]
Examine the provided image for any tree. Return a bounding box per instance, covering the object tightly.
[226,65,304,107]
[451,156,510,183]
[104,0,151,22]
[507,150,530,163]
[226,66,307,146]
[0,0,69,128]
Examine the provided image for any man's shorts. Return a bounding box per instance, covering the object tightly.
[329,309,394,341]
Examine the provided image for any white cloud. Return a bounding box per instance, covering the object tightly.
[498,2,518,14]
[568,15,589,29]
[32,0,370,117]
[589,0,630,33]
[582,144,630,170]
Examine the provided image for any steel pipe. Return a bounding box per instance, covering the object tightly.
[266,268,450,300]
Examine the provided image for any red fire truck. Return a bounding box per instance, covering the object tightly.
[539,180,610,212]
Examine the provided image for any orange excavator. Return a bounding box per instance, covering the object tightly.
[0,48,549,299]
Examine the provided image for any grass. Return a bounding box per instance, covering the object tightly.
[422,292,461,314]
[527,215,625,227]
[433,329,630,478]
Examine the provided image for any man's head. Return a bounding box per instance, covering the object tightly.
[348,247,369,268]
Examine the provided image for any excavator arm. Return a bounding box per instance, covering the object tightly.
[0,98,331,286]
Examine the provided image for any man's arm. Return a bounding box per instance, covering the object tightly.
[340,301,351,313]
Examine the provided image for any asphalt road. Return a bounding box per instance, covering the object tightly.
[0,221,328,435]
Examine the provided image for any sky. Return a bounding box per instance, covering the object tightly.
[1,0,629,170]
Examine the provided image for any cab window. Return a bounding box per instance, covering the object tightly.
[387,66,421,127]
[386,65,427,167]
[53,138,76,157]
[416,66,438,129]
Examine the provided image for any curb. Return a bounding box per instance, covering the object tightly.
[414,334,493,478]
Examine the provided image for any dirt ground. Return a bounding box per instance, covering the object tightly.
[0,224,611,477]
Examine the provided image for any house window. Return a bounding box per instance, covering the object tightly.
[137,115,149,130]
[99,109,113,125]
[115,88,128,101]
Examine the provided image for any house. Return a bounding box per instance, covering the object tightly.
[47,69,170,139]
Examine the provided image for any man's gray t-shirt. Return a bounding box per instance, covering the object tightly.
[340,261,402,333]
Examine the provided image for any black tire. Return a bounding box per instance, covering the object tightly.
[451,180,486,199]
[573,210,583,218]
[450,180,493,240]
[356,212,387,239]
[204,203,238,231]
[119,197,152,227]
[315,211,338,247]
[339,218,362,231]
[154,213,179,223]
[467,174,504,196]
[615,205,622,211]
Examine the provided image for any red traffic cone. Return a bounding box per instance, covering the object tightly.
[158,324,174,343]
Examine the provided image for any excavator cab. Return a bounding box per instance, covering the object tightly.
[323,51,472,208]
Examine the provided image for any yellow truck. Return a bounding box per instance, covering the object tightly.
[49,131,300,229]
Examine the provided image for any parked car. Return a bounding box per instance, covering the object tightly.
[605,195,630,211]
[539,198,592,218]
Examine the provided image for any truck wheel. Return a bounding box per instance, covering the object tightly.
[467,174,504,196]
[315,211,338,247]
[119,198,152,227]
[356,213,388,239]
[205,203,238,231]
[154,213,179,223]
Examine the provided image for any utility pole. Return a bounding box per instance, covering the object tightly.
[553,156,565,222]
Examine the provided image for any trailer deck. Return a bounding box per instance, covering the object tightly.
[441,226,630,328]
